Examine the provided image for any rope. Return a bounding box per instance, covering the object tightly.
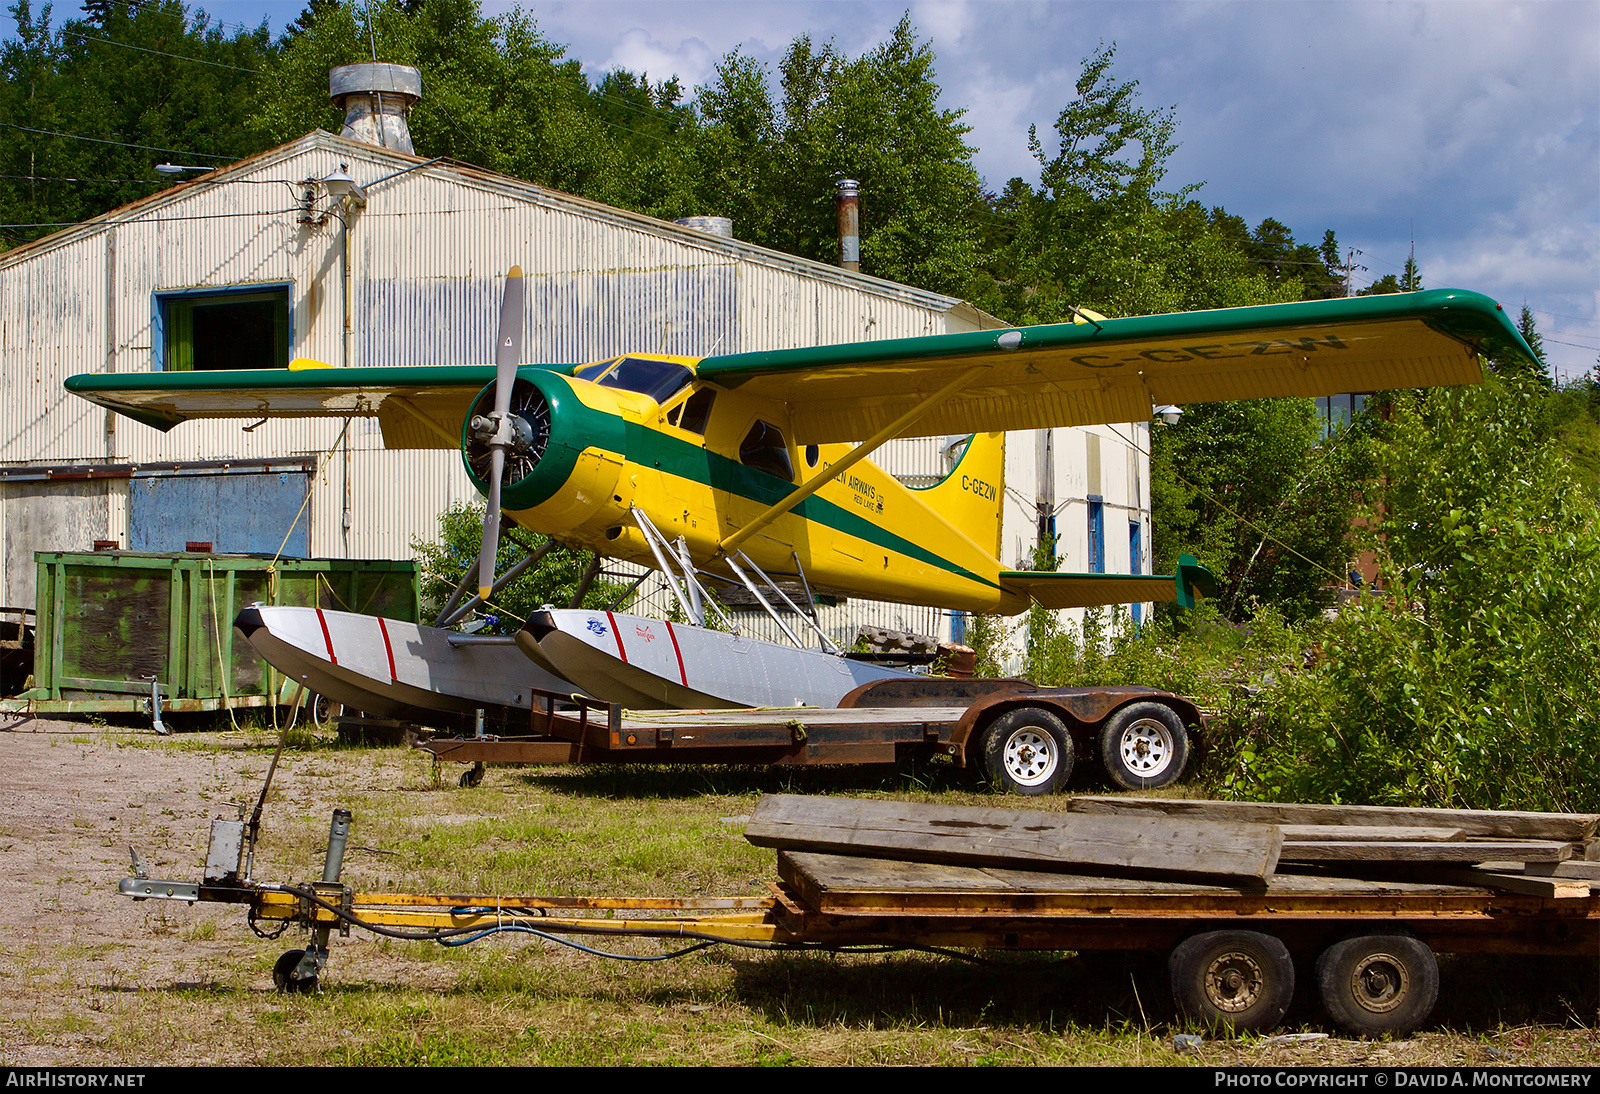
[204,558,241,731]
[269,418,352,571]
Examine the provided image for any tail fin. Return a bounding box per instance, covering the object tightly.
[910,432,1006,558]
[1175,553,1217,609]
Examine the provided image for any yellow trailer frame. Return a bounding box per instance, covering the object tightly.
[118,806,1600,1037]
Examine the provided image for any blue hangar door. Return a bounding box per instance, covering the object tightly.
[128,469,311,556]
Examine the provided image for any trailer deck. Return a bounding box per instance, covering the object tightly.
[119,797,1600,1038]
[418,678,1206,794]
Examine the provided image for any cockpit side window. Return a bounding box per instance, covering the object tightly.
[575,356,693,403]
[739,420,794,482]
[668,388,716,435]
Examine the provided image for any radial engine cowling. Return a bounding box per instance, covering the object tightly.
[459,372,626,527]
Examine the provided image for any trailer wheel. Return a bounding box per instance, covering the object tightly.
[272,949,318,995]
[1315,934,1438,1037]
[981,708,1073,795]
[310,692,342,729]
[1169,930,1294,1034]
[1099,702,1189,791]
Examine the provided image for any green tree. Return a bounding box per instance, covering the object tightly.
[1226,379,1600,809]
[972,46,1309,323]
[665,16,986,296]
[253,0,628,203]
[1151,398,1369,622]
[1497,304,1552,389]
[1400,251,1421,292]
[411,502,627,633]
[0,0,276,247]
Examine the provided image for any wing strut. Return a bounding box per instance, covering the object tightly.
[630,507,739,634]
[717,363,989,556]
[436,534,556,627]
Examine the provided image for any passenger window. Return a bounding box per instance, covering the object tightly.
[739,420,794,481]
[668,388,716,435]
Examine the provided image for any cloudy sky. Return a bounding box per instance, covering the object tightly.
[13,1,1599,378]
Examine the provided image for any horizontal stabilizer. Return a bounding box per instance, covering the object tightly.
[1000,554,1217,610]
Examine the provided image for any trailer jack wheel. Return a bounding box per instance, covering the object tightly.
[1169,930,1294,1034]
[1316,933,1438,1037]
[272,948,321,994]
[460,763,485,788]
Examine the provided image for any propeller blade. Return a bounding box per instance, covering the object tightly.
[478,267,524,602]
[477,447,504,601]
[493,266,524,416]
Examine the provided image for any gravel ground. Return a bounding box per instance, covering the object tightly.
[3,714,1599,1068]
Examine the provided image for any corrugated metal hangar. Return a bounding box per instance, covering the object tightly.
[0,69,1152,654]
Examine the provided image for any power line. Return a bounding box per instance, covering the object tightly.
[0,172,166,184]
[60,28,264,74]
[83,0,262,38]
[1535,309,1600,329]
[0,171,290,185]
[0,121,236,160]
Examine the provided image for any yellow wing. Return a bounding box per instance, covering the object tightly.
[698,290,1530,443]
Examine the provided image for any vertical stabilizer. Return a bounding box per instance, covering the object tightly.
[909,432,1006,560]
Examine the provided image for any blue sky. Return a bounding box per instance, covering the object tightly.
[9,0,1599,379]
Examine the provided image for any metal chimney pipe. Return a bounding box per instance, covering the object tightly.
[329,63,422,154]
[836,178,860,272]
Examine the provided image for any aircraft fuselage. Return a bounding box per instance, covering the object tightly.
[459,355,1019,614]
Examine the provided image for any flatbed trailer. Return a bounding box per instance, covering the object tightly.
[418,678,1206,795]
[121,806,1600,1037]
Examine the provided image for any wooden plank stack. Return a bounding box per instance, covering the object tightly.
[744,794,1600,897]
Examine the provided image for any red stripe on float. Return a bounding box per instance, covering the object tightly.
[377,617,398,682]
[604,611,628,663]
[314,607,338,666]
[664,622,688,686]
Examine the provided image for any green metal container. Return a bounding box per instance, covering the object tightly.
[5,551,419,715]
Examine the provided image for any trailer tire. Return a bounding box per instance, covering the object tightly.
[1099,702,1189,791]
[1315,934,1438,1037]
[981,708,1073,795]
[272,949,318,994]
[310,692,342,729]
[1169,930,1294,1034]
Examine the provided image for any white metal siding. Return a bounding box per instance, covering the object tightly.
[1,130,1147,670]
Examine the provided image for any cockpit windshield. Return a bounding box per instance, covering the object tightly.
[573,356,694,404]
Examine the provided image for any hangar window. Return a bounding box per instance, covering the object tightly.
[156,284,290,371]
[1316,393,1370,439]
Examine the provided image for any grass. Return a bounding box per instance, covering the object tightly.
[8,726,1600,1066]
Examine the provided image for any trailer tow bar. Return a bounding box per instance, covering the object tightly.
[119,807,794,992]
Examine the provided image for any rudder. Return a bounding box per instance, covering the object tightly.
[909,432,1006,559]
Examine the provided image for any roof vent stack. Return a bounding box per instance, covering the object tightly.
[836,178,860,272]
[329,63,423,154]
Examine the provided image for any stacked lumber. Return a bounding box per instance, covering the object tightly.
[1067,797,1599,897]
[744,794,1600,896]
